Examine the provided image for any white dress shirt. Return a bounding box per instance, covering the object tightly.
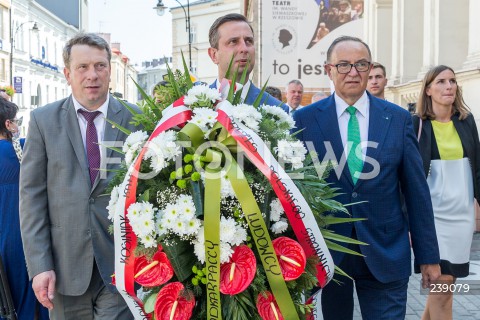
[73,95,109,160]
[215,79,251,102]
[335,91,369,161]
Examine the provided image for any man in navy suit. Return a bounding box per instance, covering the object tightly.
[207,13,288,112]
[294,36,441,319]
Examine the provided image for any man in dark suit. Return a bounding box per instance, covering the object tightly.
[207,13,288,111]
[20,33,137,319]
[294,36,441,319]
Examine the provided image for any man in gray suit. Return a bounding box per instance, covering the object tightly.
[20,33,137,319]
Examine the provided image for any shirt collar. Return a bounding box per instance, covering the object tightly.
[73,95,109,117]
[335,91,369,119]
[215,79,251,102]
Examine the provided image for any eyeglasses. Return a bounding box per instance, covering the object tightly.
[328,62,371,74]
[10,117,22,126]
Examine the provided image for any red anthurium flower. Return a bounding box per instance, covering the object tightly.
[134,250,174,287]
[272,237,306,281]
[256,291,284,320]
[219,245,256,295]
[154,282,195,320]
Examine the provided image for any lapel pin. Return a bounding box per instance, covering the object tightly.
[112,125,116,128]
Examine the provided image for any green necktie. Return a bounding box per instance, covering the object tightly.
[346,106,363,184]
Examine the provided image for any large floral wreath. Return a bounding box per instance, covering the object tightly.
[107,62,361,320]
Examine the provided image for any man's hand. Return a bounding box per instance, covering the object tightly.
[419,264,441,289]
[32,270,56,310]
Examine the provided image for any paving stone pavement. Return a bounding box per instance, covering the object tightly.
[352,232,480,319]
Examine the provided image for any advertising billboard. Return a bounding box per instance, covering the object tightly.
[261,0,364,88]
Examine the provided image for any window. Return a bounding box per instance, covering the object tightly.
[0,58,6,81]
[190,24,197,44]
[0,6,4,40]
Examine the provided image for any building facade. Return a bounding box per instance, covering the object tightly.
[170,0,242,84]
[9,0,85,135]
[137,57,171,100]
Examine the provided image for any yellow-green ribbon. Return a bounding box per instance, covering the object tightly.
[178,121,297,320]
[227,158,299,320]
[204,168,222,320]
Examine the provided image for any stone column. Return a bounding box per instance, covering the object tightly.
[463,0,480,69]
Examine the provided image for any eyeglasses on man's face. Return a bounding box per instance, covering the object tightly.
[327,62,371,74]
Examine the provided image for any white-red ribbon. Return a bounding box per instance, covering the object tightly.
[113,92,333,319]
[114,99,192,319]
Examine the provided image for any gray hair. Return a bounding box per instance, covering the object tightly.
[63,33,111,68]
[326,36,371,63]
[287,79,303,88]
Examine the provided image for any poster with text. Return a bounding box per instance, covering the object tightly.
[261,0,364,88]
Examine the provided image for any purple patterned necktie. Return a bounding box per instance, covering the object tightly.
[78,109,101,186]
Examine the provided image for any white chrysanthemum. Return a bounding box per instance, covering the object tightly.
[173,220,188,236]
[123,131,148,153]
[194,240,206,263]
[179,202,196,221]
[262,105,295,129]
[220,242,234,263]
[124,149,137,166]
[220,173,235,199]
[271,219,289,234]
[138,215,156,237]
[107,185,121,221]
[219,216,237,243]
[144,131,181,172]
[155,217,168,237]
[189,107,218,133]
[269,198,284,222]
[141,234,157,248]
[231,104,262,132]
[196,226,205,244]
[163,203,180,222]
[184,85,221,106]
[127,202,143,222]
[275,140,308,169]
[230,225,247,246]
[185,218,201,235]
[177,194,195,207]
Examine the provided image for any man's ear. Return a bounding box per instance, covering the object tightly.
[208,47,218,64]
[64,67,71,85]
[324,64,333,80]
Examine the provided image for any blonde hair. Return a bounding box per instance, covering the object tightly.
[416,65,470,120]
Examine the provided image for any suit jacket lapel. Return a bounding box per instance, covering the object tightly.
[356,96,392,188]
[103,96,124,160]
[245,84,259,105]
[92,96,124,191]
[63,96,91,187]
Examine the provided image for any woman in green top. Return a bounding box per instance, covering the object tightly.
[413,65,480,320]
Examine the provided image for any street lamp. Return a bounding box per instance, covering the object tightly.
[154,0,192,72]
[10,21,39,86]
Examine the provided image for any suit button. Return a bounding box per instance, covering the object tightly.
[352,192,358,198]
[89,198,94,204]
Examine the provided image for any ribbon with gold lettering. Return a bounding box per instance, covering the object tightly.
[227,158,299,320]
[216,100,334,287]
[114,101,192,319]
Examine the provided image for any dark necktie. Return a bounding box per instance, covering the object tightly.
[346,106,363,184]
[78,109,101,186]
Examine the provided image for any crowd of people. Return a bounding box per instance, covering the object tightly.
[0,11,478,320]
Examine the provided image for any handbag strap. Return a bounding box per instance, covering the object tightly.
[417,118,423,142]
[12,138,22,162]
